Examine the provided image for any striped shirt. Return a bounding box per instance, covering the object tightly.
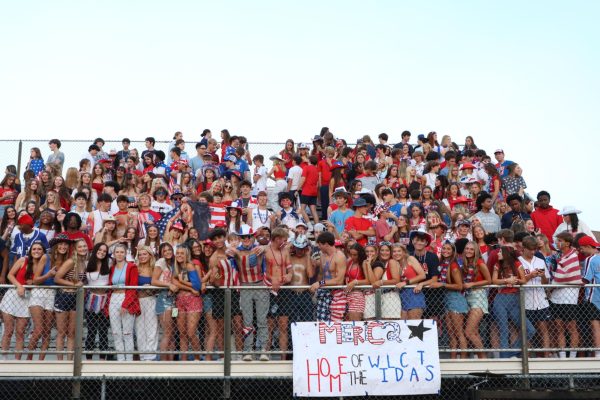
[550,249,582,305]
[236,246,263,284]
[209,203,227,228]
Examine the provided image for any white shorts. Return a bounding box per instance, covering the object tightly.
[0,288,30,318]
[363,291,402,319]
[29,288,56,311]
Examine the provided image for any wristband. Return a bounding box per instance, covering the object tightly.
[319,279,325,286]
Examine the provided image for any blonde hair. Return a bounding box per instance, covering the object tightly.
[136,245,156,274]
[65,167,79,190]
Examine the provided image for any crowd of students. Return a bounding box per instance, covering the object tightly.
[0,129,599,362]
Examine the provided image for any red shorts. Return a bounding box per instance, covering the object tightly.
[176,293,203,313]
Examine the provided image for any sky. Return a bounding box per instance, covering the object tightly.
[0,1,599,228]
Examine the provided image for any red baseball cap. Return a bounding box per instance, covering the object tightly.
[579,235,600,248]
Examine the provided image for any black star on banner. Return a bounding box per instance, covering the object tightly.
[407,321,431,341]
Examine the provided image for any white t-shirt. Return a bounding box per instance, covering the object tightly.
[151,200,173,215]
[519,255,551,310]
[253,165,268,194]
[251,207,273,231]
[287,166,303,191]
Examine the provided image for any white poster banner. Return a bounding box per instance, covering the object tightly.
[292,320,441,397]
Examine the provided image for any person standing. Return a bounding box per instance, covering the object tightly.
[47,139,65,175]
[310,232,347,322]
[580,235,600,357]
[530,191,562,242]
[106,243,140,361]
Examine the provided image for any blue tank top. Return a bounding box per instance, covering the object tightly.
[113,264,128,286]
[42,256,54,286]
[138,275,152,286]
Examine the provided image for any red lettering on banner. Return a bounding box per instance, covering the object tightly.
[306,357,348,393]
[366,322,385,345]
[352,325,365,345]
[319,322,342,344]
[306,359,321,392]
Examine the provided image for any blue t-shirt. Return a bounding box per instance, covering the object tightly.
[236,159,250,177]
[329,209,354,234]
[584,254,600,309]
[388,203,403,221]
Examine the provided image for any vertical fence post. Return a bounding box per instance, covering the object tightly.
[223,288,232,399]
[16,141,22,179]
[72,286,85,399]
[375,289,382,320]
[518,286,530,388]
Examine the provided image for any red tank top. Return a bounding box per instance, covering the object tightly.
[92,182,104,196]
[273,166,286,180]
[345,259,365,283]
[15,259,28,285]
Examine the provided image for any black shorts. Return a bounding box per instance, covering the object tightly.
[300,195,317,206]
[211,289,241,319]
[550,302,578,322]
[583,302,600,321]
[269,290,293,317]
[526,307,552,323]
[54,291,77,312]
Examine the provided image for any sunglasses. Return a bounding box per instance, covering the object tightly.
[239,235,253,240]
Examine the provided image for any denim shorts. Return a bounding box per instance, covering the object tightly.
[203,292,214,314]
[466,289,489,314]
[445,291,468,314]
[399,289,426,311]
[155,291,175,315]
[54,290,77,313]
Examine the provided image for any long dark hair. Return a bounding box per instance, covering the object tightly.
[0,205,17,233]
[349,243,367,265]
[159,242,175,265]
[497,246,519,279]
[25,241,45,280]
[87,243,110,275]
[568,214,580,233]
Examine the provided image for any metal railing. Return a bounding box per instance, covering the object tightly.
[1,139,293,180]
[1,283,599,398]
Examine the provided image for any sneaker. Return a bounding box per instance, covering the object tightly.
[259,353,270,361]
[242,354,253,362]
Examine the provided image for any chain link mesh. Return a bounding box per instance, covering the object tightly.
[1,375,600,399]
[1,284,600,359]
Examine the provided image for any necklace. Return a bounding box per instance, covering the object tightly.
[256,208,269,224]
[270,245,284,267]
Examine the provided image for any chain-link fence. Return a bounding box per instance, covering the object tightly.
[0,139,290,181]
[1,283,600,398]
[2,284,600,361]
[1,375,600,400]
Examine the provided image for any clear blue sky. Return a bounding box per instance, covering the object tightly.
[1,1,599,228]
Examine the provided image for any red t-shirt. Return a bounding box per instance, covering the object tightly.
[318,159,333,186]
[301,164,319,196]
[344,216,373,246]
